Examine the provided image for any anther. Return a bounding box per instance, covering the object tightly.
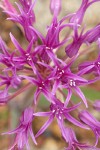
[69,80,76,87]
[59,116,62,120]
[97,61,100,67]
[39,87,42,90]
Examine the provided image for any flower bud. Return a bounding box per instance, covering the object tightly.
[50,0,61,16]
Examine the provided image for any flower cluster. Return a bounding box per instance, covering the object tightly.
[0,0,100,150]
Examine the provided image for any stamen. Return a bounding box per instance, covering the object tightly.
[26,53,32,61]
[39,87,42,90]
[97,61,100,67]
[69,80,76,87]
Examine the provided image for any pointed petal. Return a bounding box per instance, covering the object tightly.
[0,37,9,56]
[29,26,45,43]
[34,89,41,104]
[79,111,100,128]
[64,89,72,106]
[78,65,95,75]
[15,2,24,14]
[29,126,37,145]
[64,102,81,113]
[19,75,38,85]
[34,112,51,117]
[37,61,53,70]
[2,125,23,135]
[74,86,88,108]
[27,38,34,53]
[35,114,54,138]
[67,73,87,82]
[57,119,68,142]
[10,33,24,55]
[64,113,88,129]
[28,0,37,15]
[52,80,60,95]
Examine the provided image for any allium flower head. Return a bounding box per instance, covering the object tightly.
[0,0,100,149]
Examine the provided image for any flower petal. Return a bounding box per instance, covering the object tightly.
[35,114,54,138]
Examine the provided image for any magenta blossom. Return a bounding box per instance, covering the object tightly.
[0,0,17,13]
[0,0,100,149]
[34,98,88,138]
[30,17,74,63]
[10,33,38,73]
[65,25,86,57]
[0,73,21,104]
[70,0,100,25]
[84,24,100,44]
[62,127,95,150]
[79,53,100,76]
[1,0,37,42]
[0,37,23,73]
[50,60,89,107]
[79,110,100,146]
[3,108,37,150]
[0,73,21,89]
[20,71,55,104]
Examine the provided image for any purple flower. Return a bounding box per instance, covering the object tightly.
[30,16,74,62]
[0,70,21,104]
[1,0,37,42]
[0,37,23,73]
[50,60,88,107]
[84,24,100,44]
[0,71,21,88]
[61,127,94,150]
[34,98,88,138]
[20,71,54,104]
[66,0,100,57]
[79,110,100,146]
[79,53,100,76]
[0,0,100,149]
[65,24,88,57]
[10,33,38,73]
[45,18,74,49]
[65,23,99,58]
[93,100,100,111]
[61,76,88,107]
[0,0,17,13]
[50,0,61,16]
[3,107,37,150]
[70,0,100,25]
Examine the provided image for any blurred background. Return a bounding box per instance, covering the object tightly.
[0,0,100,149]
